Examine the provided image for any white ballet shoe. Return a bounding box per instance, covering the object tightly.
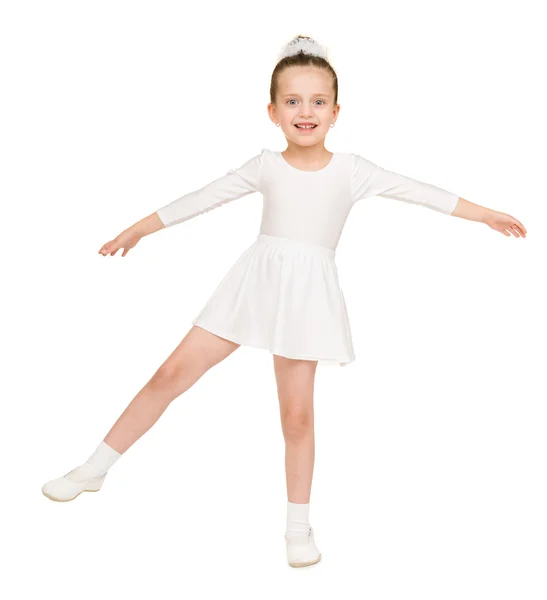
[42,468,107,502]
[285,525,322,568]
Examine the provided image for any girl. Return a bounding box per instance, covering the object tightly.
[42,35,527,568]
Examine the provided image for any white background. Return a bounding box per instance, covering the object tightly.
[2,1,546,598]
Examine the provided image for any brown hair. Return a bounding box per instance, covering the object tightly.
[270,35,338,106]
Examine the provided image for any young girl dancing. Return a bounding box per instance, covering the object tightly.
[42,35,527,568]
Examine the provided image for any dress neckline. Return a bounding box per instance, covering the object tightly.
[276,151,336,173]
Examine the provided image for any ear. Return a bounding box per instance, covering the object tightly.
[267,102,277,125]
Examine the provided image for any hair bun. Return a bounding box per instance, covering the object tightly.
[278,36,329,61]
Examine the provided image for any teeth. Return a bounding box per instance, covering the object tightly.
[296,125,316,129]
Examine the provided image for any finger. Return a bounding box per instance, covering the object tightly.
[509,226,520,238]
[516,222,527,236]
[513,225,525,238]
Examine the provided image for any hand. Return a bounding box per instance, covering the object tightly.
[485,210,527,238]
[98,229,142,257]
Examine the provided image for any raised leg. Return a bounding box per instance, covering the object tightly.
[103,325,240,454]
[42,325,242,502]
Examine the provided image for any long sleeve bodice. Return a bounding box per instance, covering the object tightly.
[156,148,459,250]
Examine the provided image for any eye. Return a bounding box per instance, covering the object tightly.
[286,99,326,106]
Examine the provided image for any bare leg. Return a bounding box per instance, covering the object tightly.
[103,325,240,455]
[272,354,319,503]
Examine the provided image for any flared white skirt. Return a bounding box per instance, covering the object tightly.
[192,233,355,367]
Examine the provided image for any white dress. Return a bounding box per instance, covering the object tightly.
[156,148,459,367]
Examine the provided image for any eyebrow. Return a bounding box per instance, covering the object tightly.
[282,93,330,98]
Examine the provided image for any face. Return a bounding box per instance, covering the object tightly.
[268,66,340,148]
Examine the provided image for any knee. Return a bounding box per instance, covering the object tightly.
[147,366,179,393]
[151,359,205,390]
[281,407,313,441]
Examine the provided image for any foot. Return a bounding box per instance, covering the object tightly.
[285,525,322,567]
[42,467,107,502]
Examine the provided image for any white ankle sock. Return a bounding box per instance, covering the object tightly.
[66,440,122,481]
[286,501,311,535]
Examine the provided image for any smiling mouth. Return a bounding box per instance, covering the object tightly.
[294,124,317,129]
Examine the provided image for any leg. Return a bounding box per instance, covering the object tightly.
[273,354,322,567]
[103,325,240,455]
[42,325,241,502]
[272,354,318,503]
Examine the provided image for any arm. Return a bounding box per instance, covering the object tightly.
[98,150,264,257]
[155,150,263,228]
[98,212,164,257]
[351,153,460,215]
[451,197,527,238]
[351,154,527,238]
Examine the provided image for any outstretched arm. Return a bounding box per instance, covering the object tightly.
[98,212,163,257]
[351,154,527,238]
[451,197,527,238]
[98,150,264,257]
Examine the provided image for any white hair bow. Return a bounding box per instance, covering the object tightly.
[278,37,328,61]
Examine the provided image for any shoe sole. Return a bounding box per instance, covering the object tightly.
[289,553,322,568]
[41,486,102,502]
